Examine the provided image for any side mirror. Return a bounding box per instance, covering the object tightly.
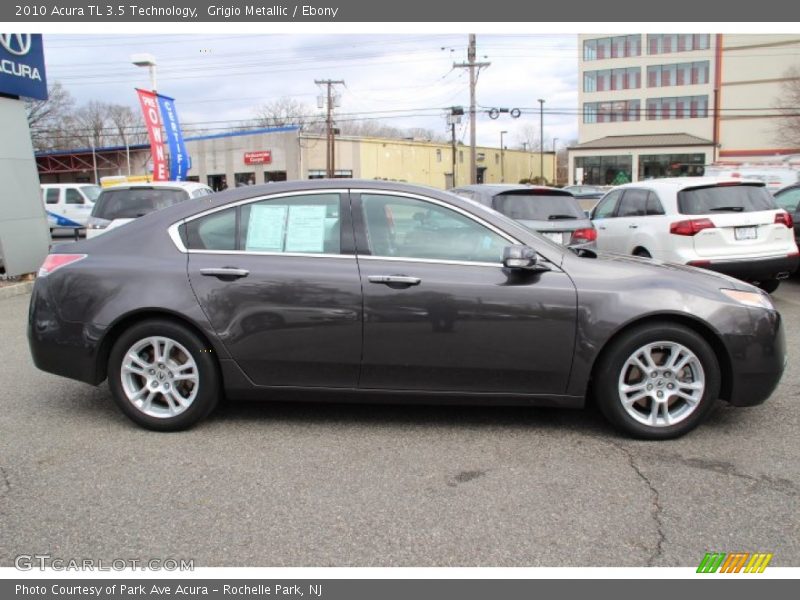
[502,245,549,271]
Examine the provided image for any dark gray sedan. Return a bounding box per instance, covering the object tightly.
[450,184,596,247]
[28,180,786,439]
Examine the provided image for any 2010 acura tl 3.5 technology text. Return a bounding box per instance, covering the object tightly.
[28,181,786,439]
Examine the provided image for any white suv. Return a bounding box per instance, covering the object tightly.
[590,178,799,292]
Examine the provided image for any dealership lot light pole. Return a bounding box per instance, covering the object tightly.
[538,98,545,183]
[131,53,158,92]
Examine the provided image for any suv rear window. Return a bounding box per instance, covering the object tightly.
[92,188,189,220]
[492,191,583,221]
[678,184,777,215]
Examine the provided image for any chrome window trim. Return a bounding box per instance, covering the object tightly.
[186,249,356,260]
[357,255,503,268]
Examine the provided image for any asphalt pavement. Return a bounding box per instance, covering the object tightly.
[1,280,798,567]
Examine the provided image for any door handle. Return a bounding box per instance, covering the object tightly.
[200,267,250,279]
[368,275,421,286]
[629,224,638,229]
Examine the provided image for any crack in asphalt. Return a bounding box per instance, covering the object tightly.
[650,453,798,497]
[606,441,666,567]
[0,466,10,497]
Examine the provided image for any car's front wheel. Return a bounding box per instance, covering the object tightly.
[757,279,780,294]
[594,323,720,439]
[107,319,220,431]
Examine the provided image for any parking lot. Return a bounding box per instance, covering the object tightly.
[1,279,798,568]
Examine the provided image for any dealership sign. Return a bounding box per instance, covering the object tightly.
[136,89,168,181]
[0,33,47,100]
[244,150,272,165]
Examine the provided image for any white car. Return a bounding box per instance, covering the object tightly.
[41,183,102,230]
[590,177,799,292]
[86,181,213,238]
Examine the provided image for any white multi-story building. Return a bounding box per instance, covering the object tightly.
[569,34,800,185]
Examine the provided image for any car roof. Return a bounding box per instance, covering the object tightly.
[102,181,211,191]
[41,183,99,187]
[612,177,766,192]
[453,184,570,194]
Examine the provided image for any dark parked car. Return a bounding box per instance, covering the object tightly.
[773,183,800,247]
[28,181,786,439]
[450,184,596,247]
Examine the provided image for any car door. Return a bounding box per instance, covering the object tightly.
[591,189,623,252]
[351,190,577,395]
[185,190,363,388]
[63,187,93,227]
[603,188,649,253]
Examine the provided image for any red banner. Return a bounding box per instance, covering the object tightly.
[244,150,272,165]
[136,89,168,181]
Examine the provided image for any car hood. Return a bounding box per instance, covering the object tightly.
[580,250,758,292]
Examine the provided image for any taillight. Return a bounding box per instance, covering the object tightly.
[38,254,86,277]
[775,211,794,228]
[570,227,597,243]
[670,218,715,236]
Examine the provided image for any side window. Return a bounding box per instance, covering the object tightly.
[185,208,237,251]
[646,191,666,215]
[241,194,340,254]
[360,193,509,263]
[65,189,84,204]
[592,190,622,219]
[775,188,800,213]
[44,189,59,204]
[617,189,648,217]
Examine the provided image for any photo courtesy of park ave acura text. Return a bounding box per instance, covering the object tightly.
[1,10,799,581]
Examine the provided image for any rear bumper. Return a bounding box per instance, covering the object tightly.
[691,253,799,283]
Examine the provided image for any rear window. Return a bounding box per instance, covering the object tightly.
[492,191,583,221]
[677,184,777,215]
[92,188,189,220]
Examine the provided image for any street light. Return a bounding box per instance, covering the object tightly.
[552,137,559,186]
[131,53,158,92]
[500,130,508,183]
[537,98,545,184]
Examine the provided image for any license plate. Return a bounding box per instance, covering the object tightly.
[734,226,757,240]
[543,232,563,243]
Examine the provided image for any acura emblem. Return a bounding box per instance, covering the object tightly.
[0,33,32,57]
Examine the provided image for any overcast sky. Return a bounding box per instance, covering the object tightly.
[43,33,579,149]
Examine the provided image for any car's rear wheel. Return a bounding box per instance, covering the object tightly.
[757,279,780,294]
[594,323,720,439]
[108,320,219,431]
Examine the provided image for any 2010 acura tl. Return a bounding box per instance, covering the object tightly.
[28,181,786,439]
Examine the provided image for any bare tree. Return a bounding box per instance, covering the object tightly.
[25,81,76,151]
[514,123,552,152]
[775,66,800,147]
[252,97,324,132]
[107,104,148,148]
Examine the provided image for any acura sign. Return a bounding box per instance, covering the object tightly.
[0,33,47,100]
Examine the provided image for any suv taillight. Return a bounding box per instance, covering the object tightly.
[775,211,794,229]
[38,254,86,277]
[669,218,715,236]
[570,227,597,243]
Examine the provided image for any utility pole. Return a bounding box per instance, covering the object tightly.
[315,79,344,178]
[538,98,545,183]
[454,34,490,184]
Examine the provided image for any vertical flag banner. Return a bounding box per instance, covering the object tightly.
[157,94,190,181]
[136,88,168,181]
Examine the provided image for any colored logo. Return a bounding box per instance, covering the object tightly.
[0,33,32,56]
[697,552,773,573]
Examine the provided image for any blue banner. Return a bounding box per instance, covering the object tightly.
[156,94,190,181]
[0,33,47,100]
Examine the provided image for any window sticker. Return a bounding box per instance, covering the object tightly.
[246,204,287,251]
[285,205,328,252]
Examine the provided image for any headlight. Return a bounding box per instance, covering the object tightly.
[720,288,774,310]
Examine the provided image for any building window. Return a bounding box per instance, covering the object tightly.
[436,149,442,162]
[308,169,353,179]
[583,35,641,61]
[647,61,709,88]
[584,99,641,123]
[234,172,256,187]
[646,96,708,120]
[575,155,633,186]
[647,34,710,55]
[459,150,464,163]
[639,153,706,180]
[583,67,640,92]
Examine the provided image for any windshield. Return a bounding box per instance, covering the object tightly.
[492,192,583,221]
[677,184,777,215]
[80,185,102,202]
[92,188,189,220]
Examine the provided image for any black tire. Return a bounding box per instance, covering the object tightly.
[594,322,720,440]
[757,279,780,294]
[633,248,652,258]
[107,319,220,431]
